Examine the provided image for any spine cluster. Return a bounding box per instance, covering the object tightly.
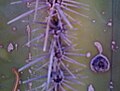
[8,0,90,91]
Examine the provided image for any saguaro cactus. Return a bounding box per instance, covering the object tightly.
[8,0,90,91]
